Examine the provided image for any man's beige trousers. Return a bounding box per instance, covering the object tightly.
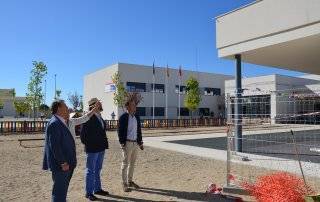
[121,141,138,185]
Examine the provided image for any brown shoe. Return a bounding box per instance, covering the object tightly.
[123,184,131,192]
[128,181,140,189]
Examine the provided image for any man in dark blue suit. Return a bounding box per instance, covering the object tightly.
[43,100,76,202]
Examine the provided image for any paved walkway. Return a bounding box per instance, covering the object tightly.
[144,127,320,179]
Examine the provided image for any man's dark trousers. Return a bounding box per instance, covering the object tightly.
[52,169,74,202]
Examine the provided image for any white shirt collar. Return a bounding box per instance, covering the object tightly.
[55,115,68,126]
[127,111,135,118]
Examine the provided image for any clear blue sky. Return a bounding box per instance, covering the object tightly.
[0,0,302,105]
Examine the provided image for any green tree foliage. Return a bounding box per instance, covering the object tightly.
[111,71,128,110]
[39,104,50,118]
[11,89,16,97]
[14,100,30,117]
[184,76,202,117]
[26,61,48,119]
[79,95,84,112]
[56,90,62,99]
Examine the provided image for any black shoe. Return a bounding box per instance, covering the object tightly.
[94,189,110,196]
[128,181,140,189]
[85,194,97,201]
[123,184,131,192]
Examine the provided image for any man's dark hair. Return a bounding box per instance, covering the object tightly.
[51,100,65,114]
[125,100,130,107]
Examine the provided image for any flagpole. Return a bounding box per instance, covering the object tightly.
[165,64,168,119]
[54,74,57,100]
[152,62,155,120]
[178,66,181,119]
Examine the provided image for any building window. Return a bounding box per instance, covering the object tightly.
[177,107,189,116]
[175,85,186,94]
[150,107,165,116]
[199,108,210,116]
[204,87,221,96]
[151,84,165,93]
[127,82,146,92]
[136,107,146,116]
[232,95,271,118]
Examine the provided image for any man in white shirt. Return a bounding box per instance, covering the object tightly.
[118,93,144,192]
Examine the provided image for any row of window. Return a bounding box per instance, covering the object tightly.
[230,95,271,118]
[135,107,212,117]
[126,82,221,96]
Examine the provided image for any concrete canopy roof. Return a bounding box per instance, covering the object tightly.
[216,0,320,74]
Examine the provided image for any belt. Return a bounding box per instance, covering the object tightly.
[126,139,137,142]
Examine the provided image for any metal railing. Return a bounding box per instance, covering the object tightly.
[0,121,48,134]
[0,118,226,134]
[106,118,225,130]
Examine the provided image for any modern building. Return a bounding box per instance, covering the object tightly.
[0,89,27,118]
[225,74,320,124]
[83,63,233,119]
[216,0,320,152]
[216,0,320,75]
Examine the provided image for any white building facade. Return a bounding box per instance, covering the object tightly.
[0,89,27,118]
[84,63,233,120]
[225,74,320,124]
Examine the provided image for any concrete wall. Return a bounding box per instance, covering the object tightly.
[216,0,320,74]
[225,75,277,96]
[216,0,320,49]
[0,89,28,118]
[83,64,119,119]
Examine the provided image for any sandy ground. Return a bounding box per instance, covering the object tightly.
[0,129,319,202]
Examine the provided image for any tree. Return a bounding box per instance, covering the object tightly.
[184,76,202,118]
[56,90,62,99]
[39,104,50,118]
[0,100,4,118]
[68,91,81,111]
[11,89,16,97]
[111,71,128,110]
[26,61,48,119]
[14,100,30,117]
[79,95,84,112]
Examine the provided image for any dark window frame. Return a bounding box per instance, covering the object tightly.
[204,87,221,96]
[151,84,165,93]
[199,108,210,116]
[175,85,186,94]
[177,107,189,116]
[126,82,146,92]
[150,107,165,116]
[136,107,146,116]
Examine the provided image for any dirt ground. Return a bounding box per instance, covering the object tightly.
[0,129,318,202]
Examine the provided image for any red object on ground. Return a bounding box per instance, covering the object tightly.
[228,174,236,181]
[206,183,222,194]
[241,172,314,202]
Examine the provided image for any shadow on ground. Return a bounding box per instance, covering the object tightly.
[95,187,243,202]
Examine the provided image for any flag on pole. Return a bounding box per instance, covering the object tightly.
[152,61,155,75]
[179,65,182,77]
[166,64,169,77]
